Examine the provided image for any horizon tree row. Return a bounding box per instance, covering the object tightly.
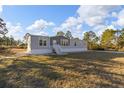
[83,28,124,51]
[1,17,124,51]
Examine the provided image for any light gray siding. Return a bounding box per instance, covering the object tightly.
[26,34,87,54]
[30,35,50,50]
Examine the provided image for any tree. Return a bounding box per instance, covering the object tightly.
[121,28,124,31]
[83,32,90,48]
[65,30,73,39]
[101,29,116,49]
[10,35,15,46]
[117,28,124,49]
[83,31,99,49]
[0,18,8,36]
[56,31,65,36]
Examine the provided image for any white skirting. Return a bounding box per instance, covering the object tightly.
[27,49,52,54]
[61,48,87,53]
[27,47,87,54]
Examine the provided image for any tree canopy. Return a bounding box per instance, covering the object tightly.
[56,31,65,36]
[83,31,99,49]
[101,29,116,49]
[0,18,8,36]
[65,30,73,39]
[118,29,124,49]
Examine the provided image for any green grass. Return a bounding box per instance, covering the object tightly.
[0,51,124,87]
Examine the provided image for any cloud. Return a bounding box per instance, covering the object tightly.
[107,25,116,30]
[0,5,3,16]
[111,12,118,17]
[76,24,82,30]
[61,17,78,29]
[53,5,120,39]
[53,17,80,34]
[31,31,48,36]
[53,17,84,39]
[53,27,62,33]
[26,19,55,36]
[92,25,106,36]
[92,24,116,36]
[85,16,104,26]
[77,5,119,26]
[1,5,123,41]
[26,19,55,31]
[7,22,22,33]
[114,9,124,27]
[6,22,23,40]
[54,16,82,32]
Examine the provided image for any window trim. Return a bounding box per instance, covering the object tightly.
[43,40,47,46]
[39,39,43,46]
[39,39,47,46]
[74,42,76,46]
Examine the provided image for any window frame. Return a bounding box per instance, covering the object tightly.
[39,39,47,46]
[39,39,43,46]
[74,42,76,46]
[43,40,47,46]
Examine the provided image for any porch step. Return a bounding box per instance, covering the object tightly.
[52,44,64,55]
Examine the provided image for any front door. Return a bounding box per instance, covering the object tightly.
[53,40,57,45]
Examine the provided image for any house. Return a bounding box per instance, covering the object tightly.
[24,33,87,55]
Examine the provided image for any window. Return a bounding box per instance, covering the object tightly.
[65,40,69,46]
[39,40,42,46]
[60,39,63,46]
[63,40,65,46]
[60,39,69,46]
[66,41,68,46]
[39,39,47,46]
[74,42,76,46]
[44,40,47,46]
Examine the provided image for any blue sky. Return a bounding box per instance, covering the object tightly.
[2,6,78,26]
[0,5,124,40]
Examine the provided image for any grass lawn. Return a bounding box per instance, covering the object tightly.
[0,51,124,88]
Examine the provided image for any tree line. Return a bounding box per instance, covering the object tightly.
[56,30,73,39]
[55,29,124,51]
[83,29,124,51]
[0,35,24,47]
[0,18,124,51]
[0,18,25,48]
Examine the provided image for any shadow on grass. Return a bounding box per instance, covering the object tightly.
[48,51,124,61]
[47,51,124,87]
[0,51,124,87]
[0,59,62,88]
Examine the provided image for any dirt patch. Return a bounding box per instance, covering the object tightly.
[10,48,26,54]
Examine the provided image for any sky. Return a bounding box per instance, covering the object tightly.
[0,5,124,40]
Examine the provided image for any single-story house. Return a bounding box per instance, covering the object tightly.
[24,33,87,55]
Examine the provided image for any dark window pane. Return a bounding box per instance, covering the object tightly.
[39,40,42,46]
[74,42,76,46]
[44,40,46,46]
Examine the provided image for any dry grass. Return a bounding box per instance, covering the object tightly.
[119,47,124,52]
[0,48,15,56]
[0,51,124,88]
[10,48,26,54]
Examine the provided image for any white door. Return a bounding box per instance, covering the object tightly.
[53,40,57,45]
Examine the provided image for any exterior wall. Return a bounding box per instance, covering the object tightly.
[70,39,83,47]
[30,35,50,49]
[61,47,87,53]
[27,48,53,54]
[27,35,52,54]
[60,39,87,53]
[50,36,70,46]
[27,36,31,52]
[60,42,87,53]
[26,35,87,54]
